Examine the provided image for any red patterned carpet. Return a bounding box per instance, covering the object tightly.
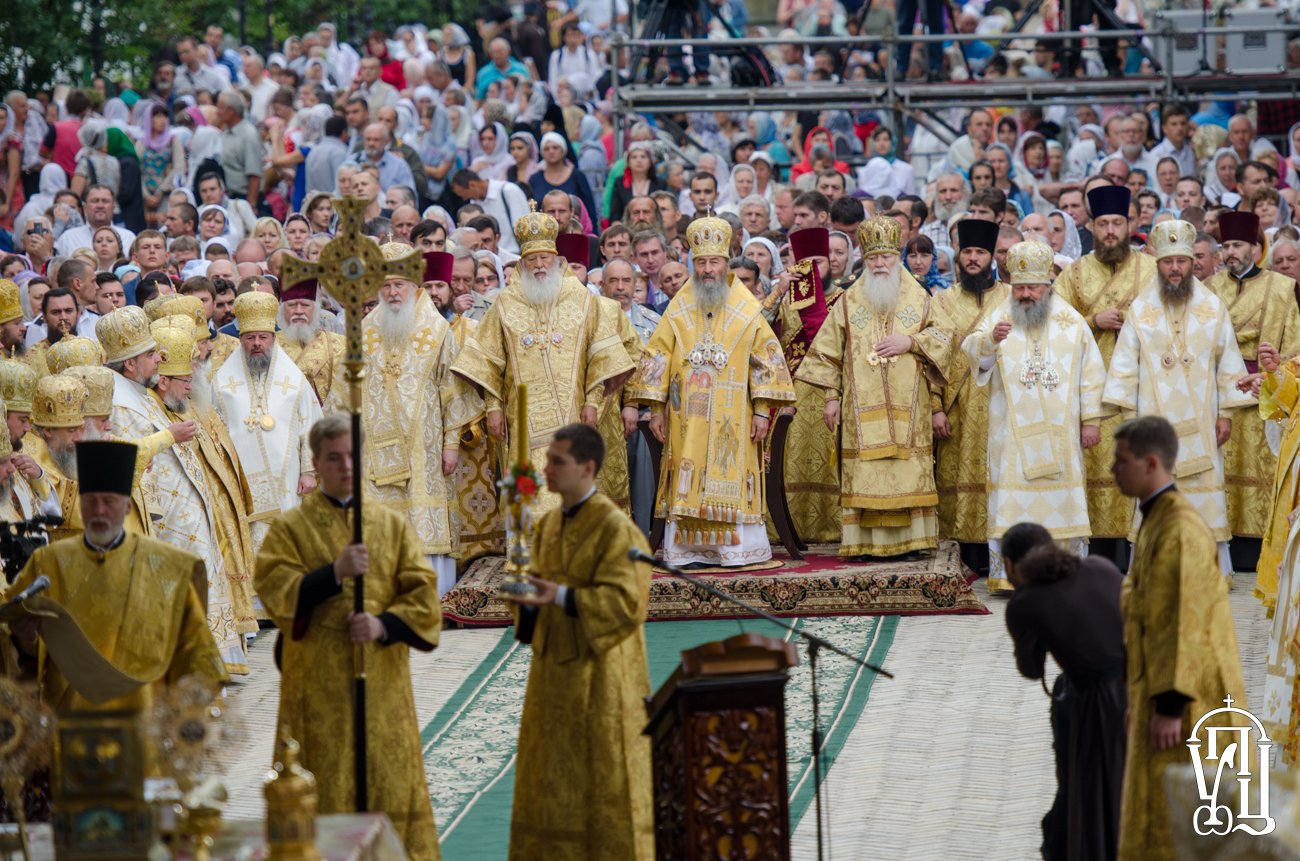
[441,540,987,625]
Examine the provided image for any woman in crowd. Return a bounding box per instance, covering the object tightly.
[93,225,125,272]
[530,131,597,229]
[71,120,120,198]
[609,142,662,224]
[469,122,512,182]
[440,25,477,91]
[283,213,311,256]
[253,217,287,256]
[506,131,541,188]
[302,191,334,235]
[986,143,1034,216]
[136,100,185,228]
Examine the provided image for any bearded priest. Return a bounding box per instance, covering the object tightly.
[213,292,323,550]
[796,216,951,560]
[629,213,796,567]
[451,205,635,515]
[335,242,482,595]
[277,279,346,406]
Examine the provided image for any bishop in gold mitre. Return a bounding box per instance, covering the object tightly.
[796,215,951,560]
[0,278,45,376]
[628,212,796,566]
[450,204,635,515]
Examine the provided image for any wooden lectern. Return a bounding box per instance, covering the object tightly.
[644,634,799,861]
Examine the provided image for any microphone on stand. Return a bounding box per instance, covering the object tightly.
[1,575,51,611]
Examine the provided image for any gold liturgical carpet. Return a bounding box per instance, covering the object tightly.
[441,540,987,625]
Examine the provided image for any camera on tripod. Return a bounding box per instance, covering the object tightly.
[0,515,62,583]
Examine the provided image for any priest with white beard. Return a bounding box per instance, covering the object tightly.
[1102,219,1255,575]
[962,240,1109,593]
[277,281,345,405]
[213,292,323,550]
[334,242,481,595]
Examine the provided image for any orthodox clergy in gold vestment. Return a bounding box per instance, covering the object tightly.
[450,206,635,516]
[151,315,252,673]
[796,216,951,559]
[0,416,57,532]
[334,243,482,595]
[255,417,442,861]
[1051,186,1157,544]
[4,441,228,717]
[1102,220,1255,573]
[508,425,653,861]
[1207,211,1300,544]
[1110,417,1246,861]
[592,293,642,514]
[963,241,1108,593]
[771,227,842,544]
[277,281,345,405]
[630,214,796,566]
[930,219,1010,566]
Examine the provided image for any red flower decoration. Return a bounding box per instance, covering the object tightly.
[516,476,537,496]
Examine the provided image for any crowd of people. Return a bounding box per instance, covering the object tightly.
[2,6,1300,860]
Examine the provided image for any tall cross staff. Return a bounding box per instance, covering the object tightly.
[280,196,423,813]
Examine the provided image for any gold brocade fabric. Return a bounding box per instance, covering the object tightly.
[255,492,443,860]
[26,432,154,542]
[1257,361,1300,607]
[781,379,841,543]
[278,329,345,405]
[627,278,796,545]
[1052,251,1156,537]
[448,316,502,562]
[1207,268,1300,537]
[18,341,49,378]
[595,298,642,513]
[5,535,228,715]
[795,273,950,555]
[1119,490,1246,861]
[451,274,635,516]
[510,493,654,861]
[929,282,1010,542]
[206,332,239,380]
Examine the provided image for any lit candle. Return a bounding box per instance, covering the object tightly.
[516,384,528,467]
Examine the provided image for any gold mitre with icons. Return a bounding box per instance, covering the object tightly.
[1007,240,1055,286]
[233,291,278,334]
[685,213,732,260]
[0,278,21,324]
[858,216,902,257]
[513,202,559,257]
[0,357,39,414]
[96,306,158,364]
[46,335,103,375]
[32,374,87,430]
[1149,219,1197,261]
[151,315,199,378]
[62,366,114,418]
[154,295,211,341]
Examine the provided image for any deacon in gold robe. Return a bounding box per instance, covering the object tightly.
[4,440,227,717]
[508,424,653,861]
[1051,186,1157,551]
[770,227,843,544]
[451,206,634,516]
[963,240,1108,592]
[630,214,796,566]
[1111,417,1246,861]
[152,316,252,673]
[796,216,951,559]
[1102,220,1255,573]
[334,243,481,595]
[1207,211,1300,556]
[930,219,1011,571]
[255,415,442,860]
[277,280,345,405]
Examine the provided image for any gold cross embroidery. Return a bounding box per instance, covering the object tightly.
[1190,303,1217,325]
[274,375,298,397]
[1134,305,1161,328]
[219,376,244,395]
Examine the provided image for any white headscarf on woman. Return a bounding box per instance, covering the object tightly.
[1287,121,1300,189]
[1049,208,1082,261]
[1203,147,1241,206]
[1066,123,1104,181]
[744,236,785,277]
[718,164,757,215]
[102,98,132,134]
[447,105,474,165]
[857,156,900,198]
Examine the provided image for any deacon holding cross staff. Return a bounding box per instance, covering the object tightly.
[255,197,445,861]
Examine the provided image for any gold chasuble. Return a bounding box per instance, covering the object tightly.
[628,278,795,554]
[510,492,654,861]
[594,296,643,513]
[278,328,345,405]
[255,492,443,860]
[24,430,159,542]
[7,535,228,714]
[451,273,634,515]
[1259,360,1300,608]
[448,315,502,561]
[1119,489,1246,861]
[796,271,951,557]
[929,281,1010,542]
[1052,250,1156,536]
[1207,267,1300,537]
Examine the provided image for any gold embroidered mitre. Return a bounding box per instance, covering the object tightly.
[513,203,559,257]
[62,366,114,417]
[152,315,198,378]
[1007,240,1055,286]
[0,358,39,414]
[233,292,278,334]
[0,279,21,324]
[686,213,732,260]
[1149,219,1196,261]
[96,306,158,364]
[46,336,103,374]
[156,295,211,341]
[143,295,170,322]
[32,374,87,429]
[858,216,902,258]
